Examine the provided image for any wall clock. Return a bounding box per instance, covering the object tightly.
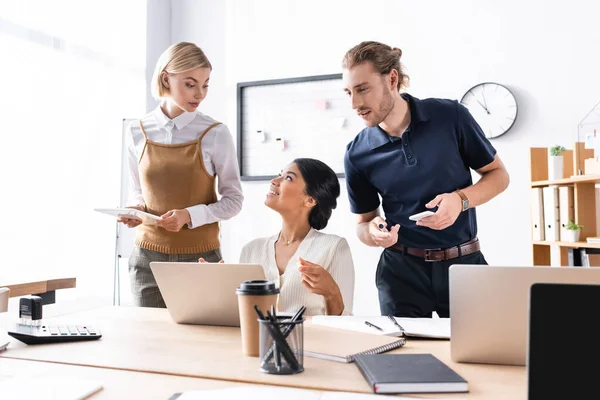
[460,82,518,139]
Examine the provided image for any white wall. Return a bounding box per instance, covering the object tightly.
[162,0,600,315]
[146,0,172,112]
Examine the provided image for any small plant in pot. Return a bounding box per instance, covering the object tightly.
[565,220,583,243]
[548,145,566,180]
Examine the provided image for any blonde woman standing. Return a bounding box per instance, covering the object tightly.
[120,42,243,308]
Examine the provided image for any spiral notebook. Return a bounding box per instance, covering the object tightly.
[303,324,406,363]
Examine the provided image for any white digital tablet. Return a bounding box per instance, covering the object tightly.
[94,208,161,225]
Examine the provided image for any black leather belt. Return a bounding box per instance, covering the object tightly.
[389,238,480,262]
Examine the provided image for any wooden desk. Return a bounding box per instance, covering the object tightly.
[0,307,526,399]
[0,277,76,304]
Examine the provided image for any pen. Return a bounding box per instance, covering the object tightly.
[365,320,383,331]
[254,305,300,371]
[388,315,405,333]
[265,310,301,371]
[271,305,281,370]
[261,306,306,367]
[378,223,386,230]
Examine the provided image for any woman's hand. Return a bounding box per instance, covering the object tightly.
[157,209,191,232]
[298,258,339,299]
[198,258,224,263]
[117,205,145,228]
[298,257,344,315]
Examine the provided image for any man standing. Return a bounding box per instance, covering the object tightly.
[342,41,509,318]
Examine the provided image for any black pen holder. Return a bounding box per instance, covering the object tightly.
[258,316,304,375]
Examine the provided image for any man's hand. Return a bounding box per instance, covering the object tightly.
[417,192,462,230]
[157,209,191,232]
[117,205,145,228]
[369,216,400,248]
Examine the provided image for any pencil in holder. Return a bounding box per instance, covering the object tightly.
[258,315,304,375]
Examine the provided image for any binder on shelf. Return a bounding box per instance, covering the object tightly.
[558,186,574,241]
[550,245,561,267]
[542,186,560,242]
[531,188,545,241]
[581,249,591,268]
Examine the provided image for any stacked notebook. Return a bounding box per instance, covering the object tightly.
[354,353,468,394]
[303,324,406,363]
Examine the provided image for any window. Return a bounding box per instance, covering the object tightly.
[0,1,147,298]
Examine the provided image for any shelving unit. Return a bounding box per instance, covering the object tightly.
[530,143,598,266]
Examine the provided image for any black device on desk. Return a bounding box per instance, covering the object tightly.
[7,324,102,345]
[528,283,600,399]
[7,295,102,345]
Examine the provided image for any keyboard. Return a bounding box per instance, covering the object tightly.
[7,324,102,345]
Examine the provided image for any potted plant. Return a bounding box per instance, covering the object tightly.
[549,145,566,180]
[565,220,584,242]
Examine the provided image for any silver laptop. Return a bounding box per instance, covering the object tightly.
[449,265,600,366]
[150,262,265,327]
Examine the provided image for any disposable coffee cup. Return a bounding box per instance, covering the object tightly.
[236,280,280,357]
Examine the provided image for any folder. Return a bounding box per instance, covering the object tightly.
[558,186,574,241]
[531,188,545,241]
[542,186,560,242]
[303,324,406,363]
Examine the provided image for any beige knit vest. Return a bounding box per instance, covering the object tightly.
[135,120,221,254]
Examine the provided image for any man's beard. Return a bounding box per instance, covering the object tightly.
[369,89,394,127]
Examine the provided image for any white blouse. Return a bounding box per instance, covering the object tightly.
[127,107,244,229]
[239,229,355,316]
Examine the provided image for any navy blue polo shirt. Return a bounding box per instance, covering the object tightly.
[344,93,497,249]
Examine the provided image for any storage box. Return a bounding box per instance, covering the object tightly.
[584,157,600,175]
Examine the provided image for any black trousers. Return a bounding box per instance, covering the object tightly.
[376,248,488,318]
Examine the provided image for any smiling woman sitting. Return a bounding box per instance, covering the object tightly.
[241,158,355,316]
[201,159,355,315]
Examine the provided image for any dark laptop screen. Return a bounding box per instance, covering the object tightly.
[528,283,600,399]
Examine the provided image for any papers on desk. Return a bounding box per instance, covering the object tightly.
[170,386,462,399]
[311,316,450,339]
[0,377,103,400]
[0,335,9,352]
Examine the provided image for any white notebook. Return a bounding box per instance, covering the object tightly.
[311,316,450,339]
[0,377,103,400]
[94,207,160,225]
[170,386,461,400]
[0,336,9,352]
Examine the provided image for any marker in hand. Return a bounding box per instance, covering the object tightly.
[378,223,387,232]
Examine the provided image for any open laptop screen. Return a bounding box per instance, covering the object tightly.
[528,283,600,399]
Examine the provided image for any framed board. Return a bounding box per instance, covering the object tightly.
[237,74,364,181]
